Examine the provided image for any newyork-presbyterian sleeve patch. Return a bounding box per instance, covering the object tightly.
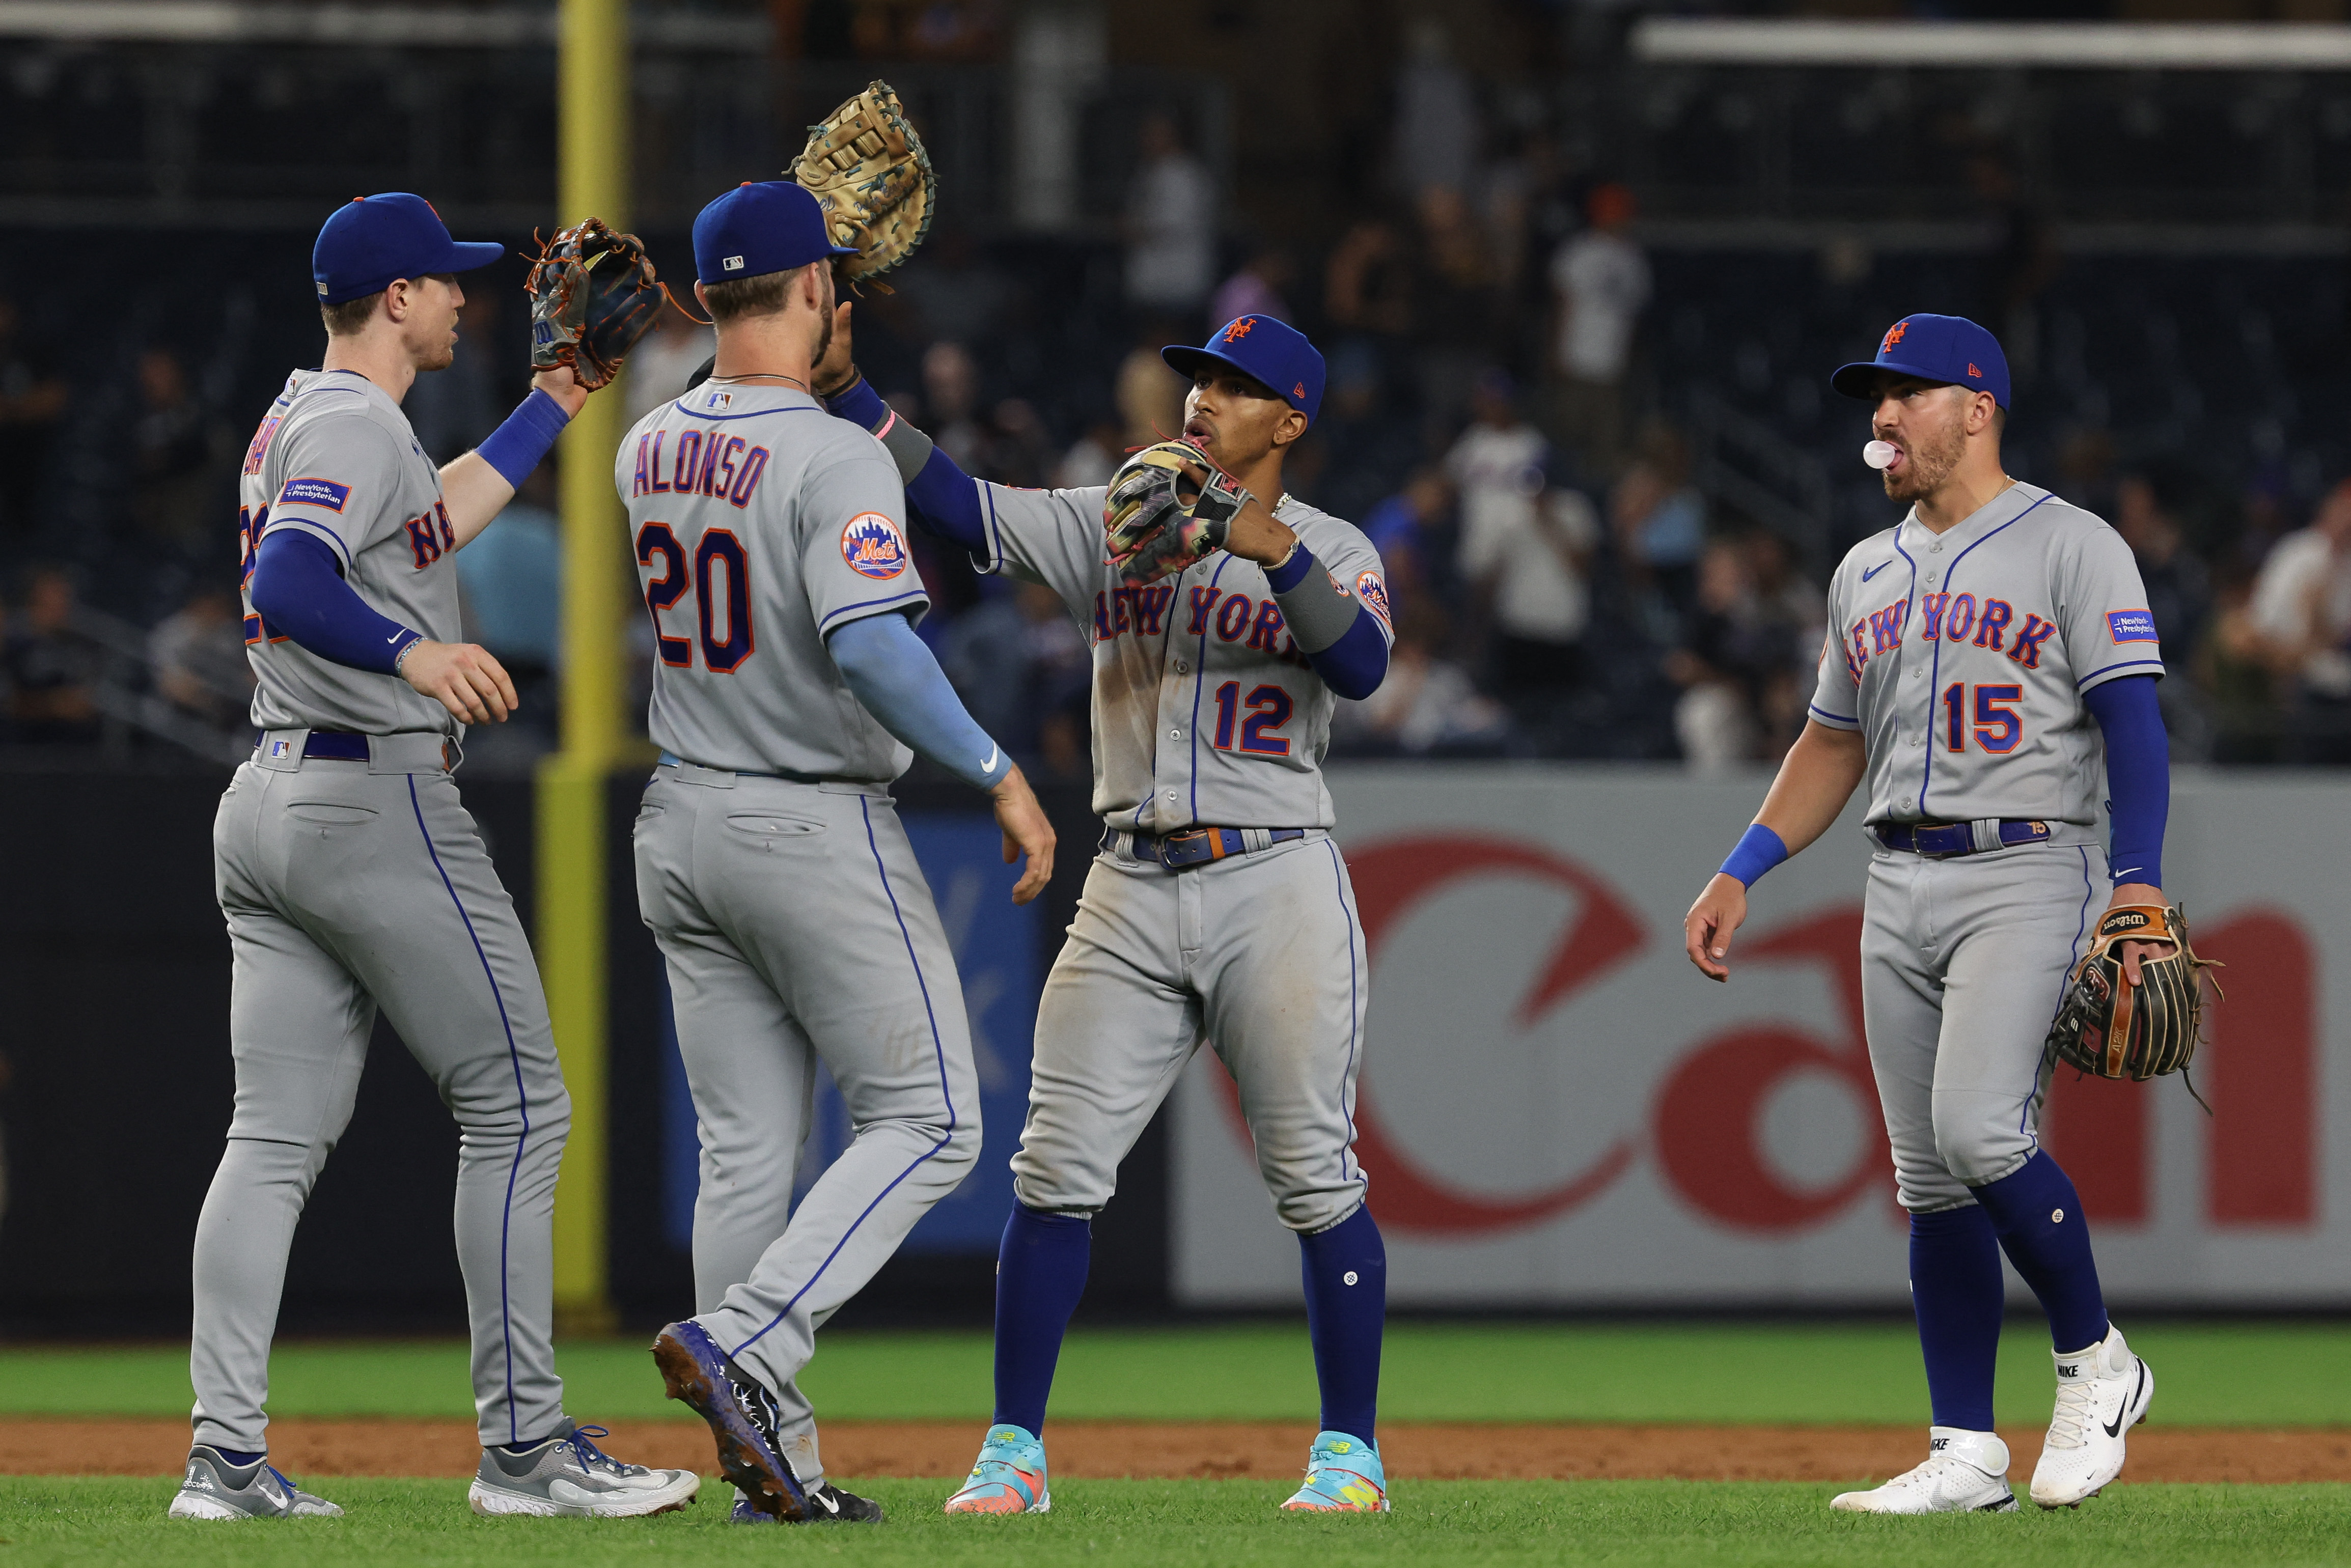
[2107,609,2159,643]
[277,477,352,512]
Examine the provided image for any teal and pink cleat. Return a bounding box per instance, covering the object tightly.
[942,1424,1050,1515]
[1280,1431,1389,1513]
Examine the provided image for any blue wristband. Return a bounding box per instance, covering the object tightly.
[476,388,571,488]
[1719,824,1790,888]
[825,374,892,431]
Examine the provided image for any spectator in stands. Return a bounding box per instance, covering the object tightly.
[1333,602,1506,757]
[2115,465,2216,758]
[1114,318,1188,450]
[4,566,98,743]
[1667,536,1803,772]
[454,469,561,732]
[0,295,67,545]
[1055,417,1126,490]
[2248,477,2351,763]
[1123,111,1215,325]
[1743,529,1826,754]
[1210,244,1295,328]
[1547,183,1649,478]
[130,347,224,555]
[1609,423,1706,609]
[149,584,252,729]
[1447,369,1546,552]
[1414,184,1501,431]
[1391,19,1478,201]
[2198,556,2284,765]
[1460,462,1601,711]
[1359,467,1452,604]
[624,304,716,427]
[922,341,986,469]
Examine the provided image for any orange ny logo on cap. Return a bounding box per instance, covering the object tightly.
[1880,321,1909,353]
[1222,317,1257,344]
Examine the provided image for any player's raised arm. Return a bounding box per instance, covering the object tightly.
[1683,718,1867,982]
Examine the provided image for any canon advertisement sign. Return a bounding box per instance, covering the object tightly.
[1174,766,2340,1308]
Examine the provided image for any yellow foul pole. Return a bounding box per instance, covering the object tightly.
[544,0,629,1333]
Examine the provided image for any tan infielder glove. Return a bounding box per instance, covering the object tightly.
[791,80,935,291]
[2044,903,2223,1084]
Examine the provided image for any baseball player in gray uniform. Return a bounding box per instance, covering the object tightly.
[641,182,1055,1527]
[800,308,1398,1514]
[179,193,698,1522]
[1685,315,2172,1514]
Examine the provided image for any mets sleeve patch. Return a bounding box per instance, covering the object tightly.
[2107,609,2159,643]
[842,512,911,580]
[1356,570,1392,627]
[277,477,351,512]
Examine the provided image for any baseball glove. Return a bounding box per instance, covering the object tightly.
[792,79,935,290]
[525,218,668,392]
[1102,441,1255,586]
[2045,903,2223,1085]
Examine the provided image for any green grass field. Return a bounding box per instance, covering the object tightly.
[6,1323,2347,1566]
[6,1477,2349,1568]
[5,1320,2349,1426]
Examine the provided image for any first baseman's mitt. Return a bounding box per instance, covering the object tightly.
[2044,903,2223,1084]
[1103,441,1255,586]
[792,79,935,290]
[525,218,669,392]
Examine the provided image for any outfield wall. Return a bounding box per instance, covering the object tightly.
[1174,765,2346,1310]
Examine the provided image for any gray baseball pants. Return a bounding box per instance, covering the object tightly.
[1861,839,2107,1212]
[196,740,570,1451]
[1012,832,1370,1233]
[633,763,980,1486]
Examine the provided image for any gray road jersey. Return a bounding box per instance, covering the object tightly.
[238,368,464,736]
[971,480,1393,832]
[1809,481,2164,828]
[616,382,926,781]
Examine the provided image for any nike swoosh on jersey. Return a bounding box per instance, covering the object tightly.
[1861,561,1894,581]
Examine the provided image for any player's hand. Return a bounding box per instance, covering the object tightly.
[812,298,858,398]
[400,639,519,724]
[530,361,590,418]
[2107,881,2176,986]
[989,763,1056,905]
[1173,455,1294,566]
[1684,872,1750,983]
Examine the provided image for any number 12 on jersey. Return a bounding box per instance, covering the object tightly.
[1210,681,1293,755]
[1941,681,2022,753]
[637,521,754,673]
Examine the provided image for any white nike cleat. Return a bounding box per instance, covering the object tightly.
[2029,1324,2153,1508]
[1830,1427,2018,1514]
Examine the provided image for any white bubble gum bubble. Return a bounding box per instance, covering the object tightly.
[1863,440,1898,470]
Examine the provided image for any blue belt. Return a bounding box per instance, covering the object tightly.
[253,728,371,761]
[1109,825,1306,870]
[656,750,830,785]
[1872,819,2051,858]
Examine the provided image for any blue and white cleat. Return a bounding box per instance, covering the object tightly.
[942,1424,1050,1515]
[167,1447,342,1520]
[1280,1431,1390,1513]
[650,1319,809,1521]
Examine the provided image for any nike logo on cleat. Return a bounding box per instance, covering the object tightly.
[1862,561,1893,581]
[2103,1364,2146,1437]
[813,1491,840,1515]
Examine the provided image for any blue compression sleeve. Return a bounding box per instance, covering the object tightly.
[248,529,422,675]
[474,388,570,488]
[826,377,989,551]
[826,611,1012,791]
[2082,674,2168,888]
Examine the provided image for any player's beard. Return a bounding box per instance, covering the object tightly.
[1882,418,1963,503]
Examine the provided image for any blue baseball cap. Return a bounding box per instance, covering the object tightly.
[694,181,857,287]
[1832,313,2010,409]
[1163,316,1325,425]
[313,193,503,306]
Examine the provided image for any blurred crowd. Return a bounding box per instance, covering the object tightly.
[1,21,2349,778]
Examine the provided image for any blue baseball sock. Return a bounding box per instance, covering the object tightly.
[1909,1205,2004,1432]
[1297,1205,1386,1444]
[212,1446,266,1469]
[1972,1150,2110,1353]
[990,1204,1091,1436]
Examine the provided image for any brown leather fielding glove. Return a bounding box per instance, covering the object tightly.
[2045,903,2223,1082]
[524,218,666,392]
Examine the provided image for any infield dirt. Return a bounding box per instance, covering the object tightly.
[8,1418,2347,1485]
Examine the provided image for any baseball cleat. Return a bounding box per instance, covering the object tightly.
[2030,1324,2153,1508]
[731,1482,884,1523]
[943,1424,1050,1514]
[651,1319,810,1521]
[1829,1427,2017,1514]
[167,1446,343,1520]
[1280,1430,1390,1513]
[466,1424,701,1518]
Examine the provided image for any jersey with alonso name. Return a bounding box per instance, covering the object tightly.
[1808,481,2163,830]
[616,381,926,783]
[238,368,465,736]
[970,480,1393,833]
